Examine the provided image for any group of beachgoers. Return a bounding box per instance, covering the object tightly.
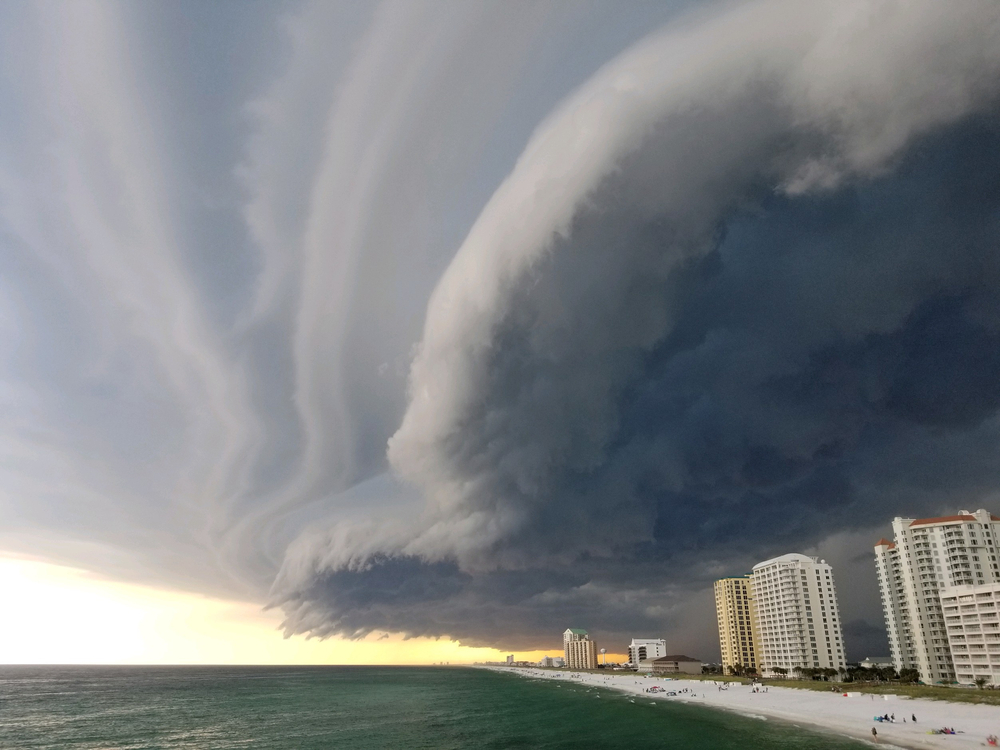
[873,712,915,724]
[868,712,993,744]
[709,680,769,692]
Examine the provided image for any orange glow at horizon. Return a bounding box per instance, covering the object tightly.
[0,555,587,665]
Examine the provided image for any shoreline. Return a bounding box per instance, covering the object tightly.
[481,666,1000,749]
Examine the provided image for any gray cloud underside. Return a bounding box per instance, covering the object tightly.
[273,0,1000,658]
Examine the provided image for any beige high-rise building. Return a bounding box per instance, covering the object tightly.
[714,575,760,675]
[875,509,1000,683]
[563,628,598,670]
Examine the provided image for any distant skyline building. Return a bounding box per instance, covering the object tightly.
[628,638,667,666]
[714,576,760,675]
[563,628,598,670]
[751,554,845,677]
[875,509,1000,683]
[941,582,1000,685]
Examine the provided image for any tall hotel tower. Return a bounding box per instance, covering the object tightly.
[563,628,598,670]
[751,554,846,676]
[874,509,1000,683]
[714,576,760,674]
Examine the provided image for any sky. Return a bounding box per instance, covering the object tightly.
[0,0,999,665]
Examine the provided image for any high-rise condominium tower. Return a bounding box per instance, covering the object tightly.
[751,554,845,677]
[563,628,598,670]
[874,509,1000,683]
[714,575,760,675]
[940,582,1000,685]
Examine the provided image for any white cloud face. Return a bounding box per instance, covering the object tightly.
[1,0,1000,660]
[381,0,1000,563]
[0,0,690,594]
[273,0,1000,653]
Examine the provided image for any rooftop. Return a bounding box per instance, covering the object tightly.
[655,655,700,662]
[910,514,977,527]
[752,553,818,570]
[908,510,1000,527]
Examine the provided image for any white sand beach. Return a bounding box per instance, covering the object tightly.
[486,667,1000,749]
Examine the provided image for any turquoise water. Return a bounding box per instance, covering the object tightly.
[0,666,867,749]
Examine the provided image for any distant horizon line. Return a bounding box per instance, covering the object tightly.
[0,662,475,669]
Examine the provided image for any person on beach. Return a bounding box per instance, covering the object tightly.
[871,727,878,743]
[912,714,917,723]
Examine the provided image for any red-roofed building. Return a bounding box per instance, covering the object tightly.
[874,508,1000,684]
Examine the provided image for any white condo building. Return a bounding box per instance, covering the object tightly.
[751,554,845,677]
[875,509,1000,683]
[941,583,1000,685]
[628,638,667,666]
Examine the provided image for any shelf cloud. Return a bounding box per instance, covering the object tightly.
[271,0,1000,650]
[1,0,999,659]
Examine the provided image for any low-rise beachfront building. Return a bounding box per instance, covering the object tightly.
[651,655,702,675]
[875,509,1000,683]
[941,582,1000,685]
[628,638,667,666]
[751,554,846,677]
[714,575,760,675]
[563,628,598,670]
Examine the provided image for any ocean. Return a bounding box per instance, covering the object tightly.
[0,666,867,749]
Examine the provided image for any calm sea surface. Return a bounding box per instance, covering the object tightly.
[0,666,867,749]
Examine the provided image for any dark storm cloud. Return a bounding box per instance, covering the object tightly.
[3,0,1000,664]
[274,0,1000,655]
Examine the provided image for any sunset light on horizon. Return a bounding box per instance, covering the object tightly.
[0,555,565,665]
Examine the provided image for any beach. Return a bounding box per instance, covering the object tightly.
[488,667,1000,749]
